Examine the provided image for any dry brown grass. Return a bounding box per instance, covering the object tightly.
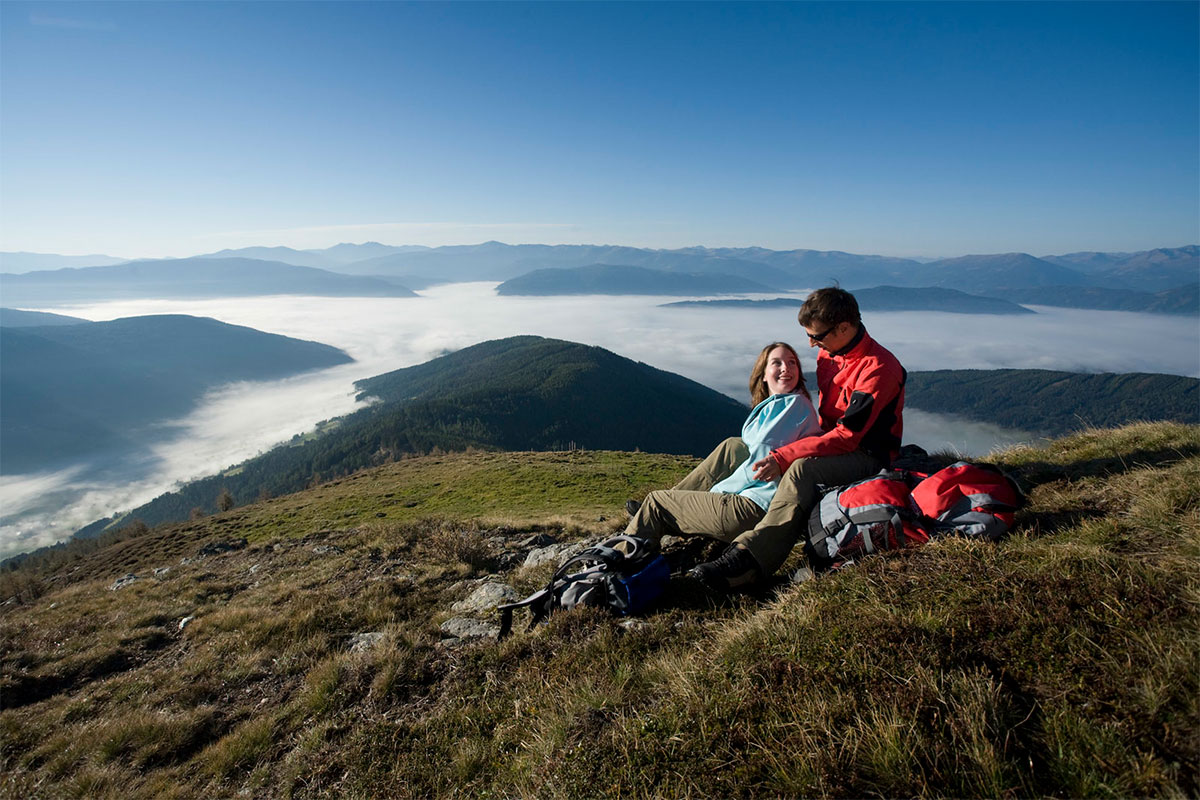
[1,424,1196,798]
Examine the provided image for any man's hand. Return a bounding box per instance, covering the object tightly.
[752,456,782,482]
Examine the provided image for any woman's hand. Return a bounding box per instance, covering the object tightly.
[752,456,782,482]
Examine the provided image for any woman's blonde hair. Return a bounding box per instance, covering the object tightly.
[749,341,809,405]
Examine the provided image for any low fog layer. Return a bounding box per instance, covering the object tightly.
[3,284,1196,559]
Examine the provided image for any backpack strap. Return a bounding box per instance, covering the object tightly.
[497,588,551,640]
[496,545,627,640]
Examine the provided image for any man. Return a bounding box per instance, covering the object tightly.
[688,286,906,591]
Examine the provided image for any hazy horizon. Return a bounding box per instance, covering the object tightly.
[4,239,1199,267]
[2,284,1197,561]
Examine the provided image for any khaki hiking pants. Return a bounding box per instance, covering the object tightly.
[625,437,882,575]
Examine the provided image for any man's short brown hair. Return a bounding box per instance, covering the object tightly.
[797,287,862,329]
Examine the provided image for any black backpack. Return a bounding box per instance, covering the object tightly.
[497,535,670,639]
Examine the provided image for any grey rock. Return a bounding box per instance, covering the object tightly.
[178,616,195,631]
[518,533,557,549]
[789,566,815,584]
[451,582,517,614]
[153,567,171,577]
[312,545,344,555]
[619,619,651,633]
[439,617,500,640]
[109,573,139,591]
[496,552,523,570]
[523,542,586,569]
[348,632,386,653]
[198,539,247,557]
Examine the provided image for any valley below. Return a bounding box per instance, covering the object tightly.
[2,284,1197,561]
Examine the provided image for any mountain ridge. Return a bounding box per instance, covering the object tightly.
[495,264,778,295]
[662,285,1036,314]
[0,257,419,304]
[1,315,353,474]
[6,244,1196,301]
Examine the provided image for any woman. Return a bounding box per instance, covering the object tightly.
[624,342,821,545]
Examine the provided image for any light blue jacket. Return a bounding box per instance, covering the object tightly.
[709,392,822,510]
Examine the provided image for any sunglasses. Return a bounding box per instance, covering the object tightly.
[807,324,839,343]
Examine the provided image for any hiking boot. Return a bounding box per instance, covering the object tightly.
[625,499,641,517]
[687,544,762,593]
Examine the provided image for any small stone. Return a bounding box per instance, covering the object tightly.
[523,542,586,569]
[789,567,815,584]
[439,617,500,640]
[153,567,171,577]
[451,582,518,614]
[178,616,195,631]
[312,545,344,555]
[618,619,651,633]
[109,573,139,591]
[348,632,385,653]
[248,564,261,575]
[198,539,247,557]
[518,533,557,549]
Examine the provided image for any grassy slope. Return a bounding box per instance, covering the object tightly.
[1,423,1197,798]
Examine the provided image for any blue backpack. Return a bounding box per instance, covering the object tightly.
[498,535,670,639]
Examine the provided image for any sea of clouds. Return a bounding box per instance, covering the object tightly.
[3,284,1197,559]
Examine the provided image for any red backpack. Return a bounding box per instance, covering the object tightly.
[909,461,1024,542]
[805,470,930,570]
[805,462,1024,570]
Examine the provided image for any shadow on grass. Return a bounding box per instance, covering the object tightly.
[1020,506,1110,538]
[1011,443,1200,486]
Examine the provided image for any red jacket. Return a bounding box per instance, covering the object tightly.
[771,328,906,470]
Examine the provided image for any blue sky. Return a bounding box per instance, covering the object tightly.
[1,1,1197,258]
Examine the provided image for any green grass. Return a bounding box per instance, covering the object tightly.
[1,424,1197,798]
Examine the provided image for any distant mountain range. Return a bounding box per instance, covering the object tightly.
[3,243,1195,311]
[0,257,418,305]
[1,315,353,474]
[662,286,1035,315]
[496,264,778,296]
[988,283,1198,315]
[0,252,129,273]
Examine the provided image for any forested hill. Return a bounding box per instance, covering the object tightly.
[97,336,748,529]
[906,369,1199,436]
[1,315,353,474]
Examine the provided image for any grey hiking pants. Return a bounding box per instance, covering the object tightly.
[625,436,882,575]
